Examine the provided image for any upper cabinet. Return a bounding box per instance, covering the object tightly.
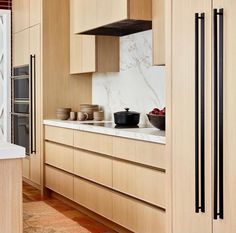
[70,0,120,74]
[152,0,165,66]
[12,0,41,33]
[72,0,152,36]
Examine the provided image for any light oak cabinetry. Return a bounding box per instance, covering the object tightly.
[44,125,166,233]
[72,0,152,35]
[13,0,92,189]
[170,0,236,232]
[70,0,119,74]
[152,0,165,66]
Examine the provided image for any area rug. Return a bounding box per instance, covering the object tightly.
[23,201,94,233]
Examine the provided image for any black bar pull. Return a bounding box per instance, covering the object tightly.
[195,12,205,214]
[213,8,224,220]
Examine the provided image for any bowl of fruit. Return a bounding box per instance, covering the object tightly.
[147,107,166,130]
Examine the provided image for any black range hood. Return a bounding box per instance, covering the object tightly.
[79,19,152,37]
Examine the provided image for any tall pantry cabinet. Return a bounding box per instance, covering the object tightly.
[170,0,236,232]
[12,0,92,188]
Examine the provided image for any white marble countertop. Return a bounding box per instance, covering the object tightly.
[43,119,166,144]
[0,141,26,160]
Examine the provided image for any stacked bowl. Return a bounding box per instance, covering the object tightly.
[56,108,71,120]
[93,111,104,121]
[80,104,99,120]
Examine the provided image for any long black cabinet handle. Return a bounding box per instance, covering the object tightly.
[30,54,36,154]
[195,12,205,214]
[213,8,224,220]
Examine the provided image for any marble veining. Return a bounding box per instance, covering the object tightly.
[92,30,165,125]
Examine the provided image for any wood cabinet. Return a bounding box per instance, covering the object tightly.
[13,29,29,66]
[152,0,165,66]
[72,0,152,34]
[30,0,41,26]
[113,160,165,208]
[113,137,166,169]
[22,157,30,179]
[45,142,74,173]
[170,0,236,232]
[70,0,119,74]
[74,131,113,156]
[74,149,112,187]
[45,165,74,200]
[113,192,166,233]
[74,177,113,220]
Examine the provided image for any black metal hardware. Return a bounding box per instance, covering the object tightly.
[195,12,205,214]
[213,8,224,220]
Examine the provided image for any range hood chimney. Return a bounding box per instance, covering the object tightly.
[72,0,152,37]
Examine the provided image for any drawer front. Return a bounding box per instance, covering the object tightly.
[45,125,74,146]
[113,193,166,233]
[74,149,112,187]
[74,177,112,220]
[45,142,74,173]
[45,166,73,200]
[113,137,166,169]
[74,131,113,155]
[113,160,165,208]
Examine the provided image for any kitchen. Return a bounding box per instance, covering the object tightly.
[0,0,236,233]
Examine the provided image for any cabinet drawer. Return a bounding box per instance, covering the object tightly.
[74,149,112,187]
[74,131,113,155]
[113,137,166,169]
[74,177,112,220]
[113,160,165,208]
[113,193,166,233]
[45,166,73,200]
[45,126,73,146]
[45,142,74,173]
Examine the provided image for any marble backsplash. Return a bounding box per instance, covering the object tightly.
[92,30,165,125]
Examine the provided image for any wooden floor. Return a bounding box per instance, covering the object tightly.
[23,182,117,233]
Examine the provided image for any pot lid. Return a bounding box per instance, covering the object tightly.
[114,108,140,115]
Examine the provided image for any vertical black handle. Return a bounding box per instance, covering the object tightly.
[213,8,224,220]
[195,12,205,214]
[30,54,36,154]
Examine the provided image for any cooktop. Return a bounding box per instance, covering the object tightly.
[83,122,150,129]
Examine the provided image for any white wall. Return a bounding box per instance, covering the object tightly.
[92,30,165,125]
[0,10,11,141]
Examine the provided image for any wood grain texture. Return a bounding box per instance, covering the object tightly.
[23,157,30,179]
[113,160,165,208]
[45,141,74,173]
[171,0,212,232]
[42,0,92,118]
[12,0,29,33]
[152,0,165,65]
[74,149,112,187]
[74,177,113,220]
[74,131,113,156]
[29,0,41,27]
[113,192,166,233]
[44,125,74,146]
[129,0,152,21]
[0,159,23,233]
[113,137,166,169]
[45,165,74,200]
[13,29,29,66]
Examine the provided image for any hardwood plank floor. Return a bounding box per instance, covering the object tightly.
[23,182,117,233]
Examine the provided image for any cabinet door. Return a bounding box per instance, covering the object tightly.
[12,0,29,33]
[213,1,236,232]
[30,0,41,26]
[152,0,165,66]
[29,25,41,185]
[13,29,29,67]
[172,0,212,232]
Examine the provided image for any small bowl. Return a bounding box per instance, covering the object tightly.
[56,112,70,120]
[147,114,165,130]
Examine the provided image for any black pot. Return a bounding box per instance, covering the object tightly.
[114,108,140,126]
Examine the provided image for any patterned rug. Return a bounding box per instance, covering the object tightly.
[23,201,96,233]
